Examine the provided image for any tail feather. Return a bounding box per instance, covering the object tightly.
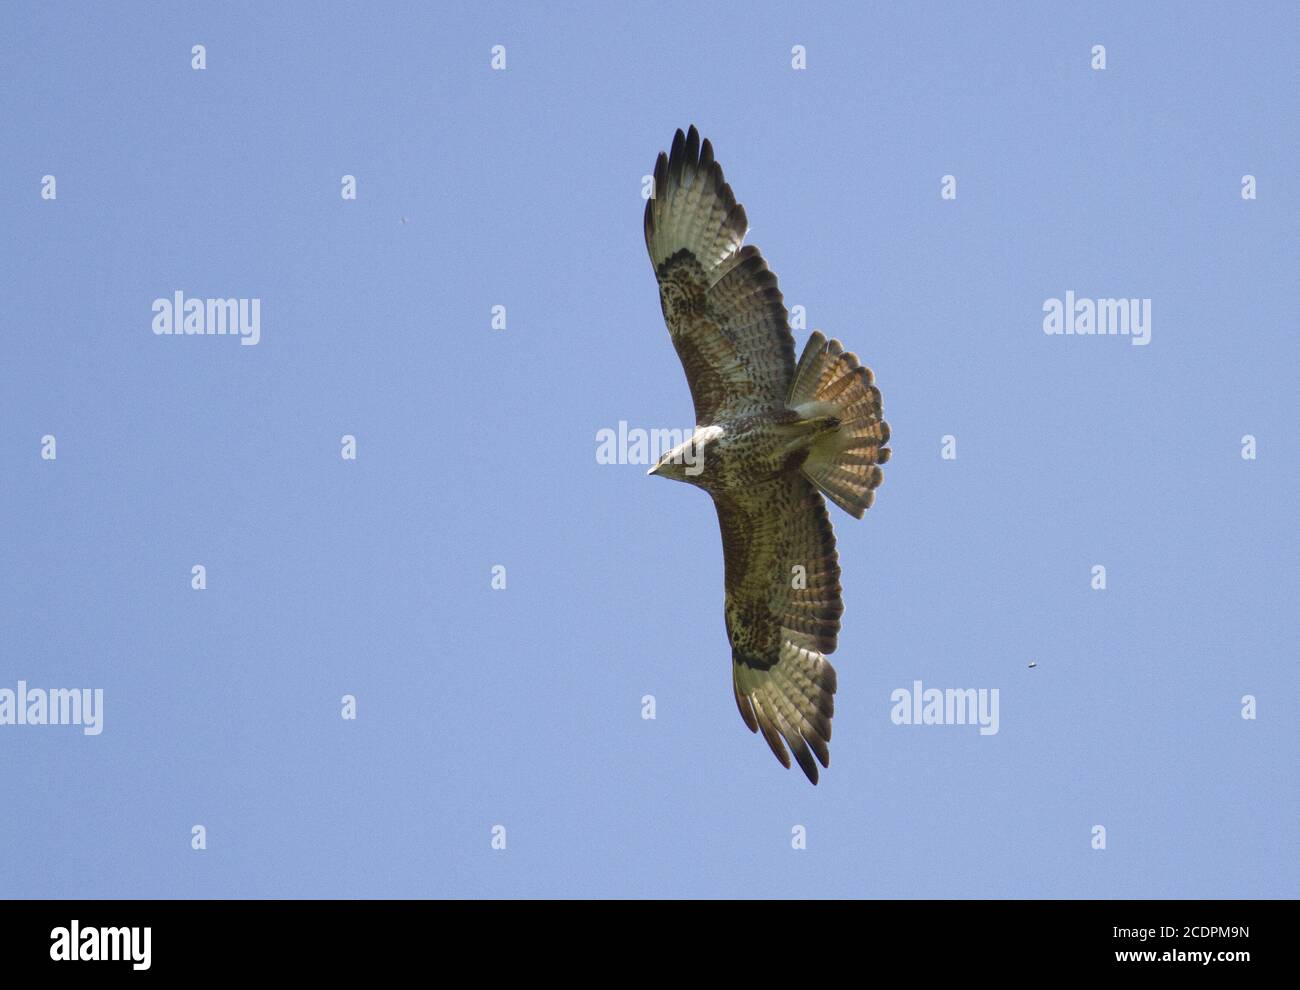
[789,331,891,518]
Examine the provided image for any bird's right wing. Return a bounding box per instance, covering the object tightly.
[712,473,843,783]
[644,126,796,425]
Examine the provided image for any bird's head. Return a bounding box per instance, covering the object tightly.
[648,436,707,483]
[647,454,688,482]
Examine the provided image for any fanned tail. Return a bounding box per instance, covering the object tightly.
[787,331,891,518]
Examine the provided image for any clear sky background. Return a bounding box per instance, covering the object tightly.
[2,2,1296,899]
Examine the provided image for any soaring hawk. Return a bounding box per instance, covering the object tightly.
[644,126,891,784]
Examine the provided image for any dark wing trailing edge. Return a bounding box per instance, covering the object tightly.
[713,474,843,783]
[644,126,796,424]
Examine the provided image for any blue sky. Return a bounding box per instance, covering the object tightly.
[1,2,1296,898]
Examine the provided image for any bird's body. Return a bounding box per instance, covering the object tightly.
[653,410,828,491]
[643,126,891,784]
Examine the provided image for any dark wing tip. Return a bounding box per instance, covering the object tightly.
[668,128,687,187]
[733,674,759,733]
[726,201,748,240]
[757,718,792,770]
[807,733,830,769]
[789,735,820,784]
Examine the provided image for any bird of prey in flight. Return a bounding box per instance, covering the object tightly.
[644,126,890,784]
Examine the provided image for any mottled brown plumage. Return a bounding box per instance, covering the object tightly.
[645,126,890,784]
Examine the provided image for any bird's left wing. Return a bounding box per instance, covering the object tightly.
[713,473,844,783]
[644,126,796,425]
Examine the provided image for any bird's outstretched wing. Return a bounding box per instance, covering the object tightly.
[644,125,795,425]
[713,473,843,783]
